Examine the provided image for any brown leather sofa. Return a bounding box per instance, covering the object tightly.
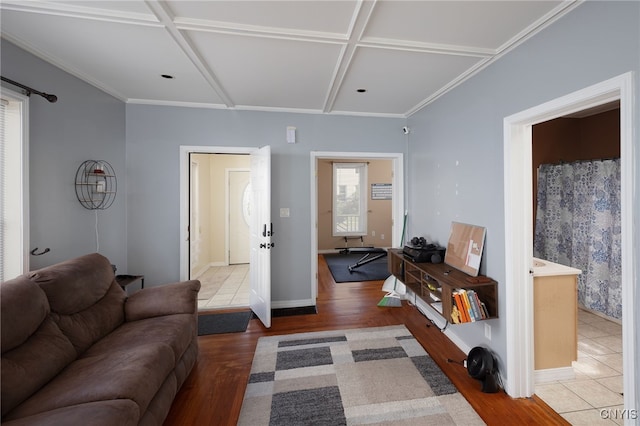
[1,253,200,426]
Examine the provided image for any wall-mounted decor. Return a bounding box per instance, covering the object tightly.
[75,160,116,210]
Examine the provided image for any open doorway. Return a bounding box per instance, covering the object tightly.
[531,105,624,417]
[310,151,404,299]
[502,72,635,412]
[189,153,251,310]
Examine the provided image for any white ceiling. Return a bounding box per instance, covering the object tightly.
[0,0,579,117]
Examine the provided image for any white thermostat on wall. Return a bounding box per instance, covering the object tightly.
[286,126,296,144]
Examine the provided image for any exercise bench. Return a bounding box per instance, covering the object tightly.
[347,247,387,273]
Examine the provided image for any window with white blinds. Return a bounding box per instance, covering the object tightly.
[0,89,28,281]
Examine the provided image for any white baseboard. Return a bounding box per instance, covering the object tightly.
[271,298,316,310]
[535,366,575,383]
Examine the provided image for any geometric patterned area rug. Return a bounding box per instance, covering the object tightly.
[237,325,485,425]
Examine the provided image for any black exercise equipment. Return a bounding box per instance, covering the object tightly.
[346,247,387,273]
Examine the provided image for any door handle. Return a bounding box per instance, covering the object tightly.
[262,224,267,237]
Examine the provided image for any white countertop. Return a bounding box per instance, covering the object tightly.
[532,257,582,277]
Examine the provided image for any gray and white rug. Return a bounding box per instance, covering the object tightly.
[237,325,485,425]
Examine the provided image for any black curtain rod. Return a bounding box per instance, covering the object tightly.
[1,76,58,103]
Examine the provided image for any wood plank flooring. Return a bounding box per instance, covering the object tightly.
[164,255,569,425]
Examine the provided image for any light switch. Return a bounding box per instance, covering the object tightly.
[280,208,290,217]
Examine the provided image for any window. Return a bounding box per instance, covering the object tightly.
[0,89,28,281]
[333,162,367,236]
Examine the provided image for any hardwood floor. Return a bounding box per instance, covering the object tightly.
[164,255,569,425]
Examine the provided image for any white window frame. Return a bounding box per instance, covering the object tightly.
[332,162,367,237]
[0,87,29,280]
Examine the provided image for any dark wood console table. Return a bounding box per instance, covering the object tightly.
[388,249,498,323]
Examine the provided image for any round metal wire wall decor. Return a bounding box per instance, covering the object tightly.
[75,160,117,210]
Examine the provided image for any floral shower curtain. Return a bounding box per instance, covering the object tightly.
[533,159,622,319]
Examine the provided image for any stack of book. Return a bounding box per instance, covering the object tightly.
[450,288,490,324]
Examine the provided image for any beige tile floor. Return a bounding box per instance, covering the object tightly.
[536,309,625,425]
[196,264,250,310]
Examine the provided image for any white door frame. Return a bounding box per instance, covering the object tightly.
[310,151,404,300]
[503,72,636,412]
[179,146,254,280]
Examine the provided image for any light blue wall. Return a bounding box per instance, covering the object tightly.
[125,105,406,300]
[407,0,639,391]
[1,41,127,271]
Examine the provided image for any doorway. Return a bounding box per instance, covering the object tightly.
[189,154,251,309]
[531,106,624,418]
[179,145,273,328]
[310,151,404,300]
[502,72,635,411]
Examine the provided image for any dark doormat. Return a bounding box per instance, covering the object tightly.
[198,311,253,336]
[272,305,317,317]
[323,253,390,283]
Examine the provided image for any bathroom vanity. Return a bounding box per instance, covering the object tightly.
[532,258,582,382]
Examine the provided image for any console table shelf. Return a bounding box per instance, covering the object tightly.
[388,249,498,323]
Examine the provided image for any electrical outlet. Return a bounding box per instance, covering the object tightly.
[381,234,384,240]
[372,230,375,237]
[484,323,491,341]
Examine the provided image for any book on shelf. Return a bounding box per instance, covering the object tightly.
[467,289,482,321]
[452,288,490,323]
[453,289,471,322]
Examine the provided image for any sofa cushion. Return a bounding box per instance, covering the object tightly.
[1,276,50,352]
[51,281,126,355]
[125,280,200,322]
[4,343,176,421]
[85,313,195,363]
[1,400,139,426]
[30,253,116,315]
[1,317,76,417]
[1,276,77,417]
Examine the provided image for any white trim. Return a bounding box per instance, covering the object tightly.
[310,151,404,302]
[534,367,575,384]
[271,298,316,310]
[502,72,636,414]
[0,87,30,275]
[179,145,254,281]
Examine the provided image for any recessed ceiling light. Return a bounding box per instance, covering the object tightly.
[161,74,175,79]
[356,88,367,93]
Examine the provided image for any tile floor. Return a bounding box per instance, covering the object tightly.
[196,264,250,310]
[536,309,625,425]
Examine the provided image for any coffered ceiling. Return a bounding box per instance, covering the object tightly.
[0,1,579,117]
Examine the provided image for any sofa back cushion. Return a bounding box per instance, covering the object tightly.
[1,276,77,417]
[29,253,126,355]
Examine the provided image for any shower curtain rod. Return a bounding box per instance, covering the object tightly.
[552,157,620,165]
[1,76,58,103]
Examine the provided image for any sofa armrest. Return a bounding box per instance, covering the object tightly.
[124,280,200,322]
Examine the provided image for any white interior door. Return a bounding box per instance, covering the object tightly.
[229,170,250,264]
[249,146,271,328]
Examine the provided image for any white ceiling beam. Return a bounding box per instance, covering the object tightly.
[322,0,377,114]
[144,0,235,108]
